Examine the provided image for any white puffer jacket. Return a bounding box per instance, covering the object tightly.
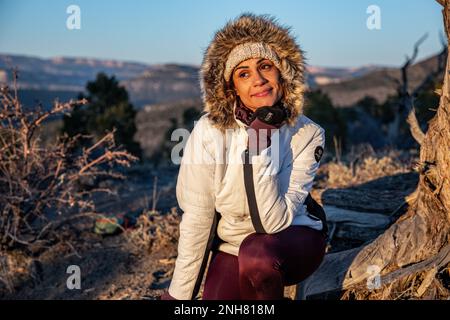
[168,107,325,300]
[167,13,326,300]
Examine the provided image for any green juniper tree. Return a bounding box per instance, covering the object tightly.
[62,72,142,159]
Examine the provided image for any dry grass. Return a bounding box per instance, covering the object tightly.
[341,263,450,300]
[0,250,35,293]
[0,73,138,253]
[323,145,416,189]
[125,207,180,254]
[0,71,139,294]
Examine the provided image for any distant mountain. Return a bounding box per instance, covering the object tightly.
[0,54,147,91]
[318,54,443,107]
[305,65,385,87]
[0,53,442,109]
[0,53,385,109]
[3,52,442,160]
[0,54,201,109]
[122,64,201,107]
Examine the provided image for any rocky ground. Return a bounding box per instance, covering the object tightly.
[0,149,423,300]
[0,163,181,300]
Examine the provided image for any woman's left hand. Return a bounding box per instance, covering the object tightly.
[250,104,290,127]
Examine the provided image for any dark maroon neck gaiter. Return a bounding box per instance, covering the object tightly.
[234,98,255,126]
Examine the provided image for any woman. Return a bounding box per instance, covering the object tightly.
[161,13,327,300]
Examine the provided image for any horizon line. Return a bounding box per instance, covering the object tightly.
[0,50,442,70]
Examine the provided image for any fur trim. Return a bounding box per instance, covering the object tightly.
[199,13,306,131]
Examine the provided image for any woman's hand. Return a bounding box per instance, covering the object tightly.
[250,104,290,126]
[247,104,289,154]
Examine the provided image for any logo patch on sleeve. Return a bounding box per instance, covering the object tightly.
[314,146,324,162]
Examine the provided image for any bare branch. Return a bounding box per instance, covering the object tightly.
[406,98,425,144]
[436,0,445,8]
[0,70,138,252]
[401,33,428,95]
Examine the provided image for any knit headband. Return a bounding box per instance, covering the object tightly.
[224,42,282,82]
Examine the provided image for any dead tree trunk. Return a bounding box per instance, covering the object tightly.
[298,0,450,299]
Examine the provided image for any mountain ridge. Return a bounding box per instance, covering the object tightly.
[0,52,441,108]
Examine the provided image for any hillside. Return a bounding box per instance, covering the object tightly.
[320,54,443,106]
[1,52,418,108]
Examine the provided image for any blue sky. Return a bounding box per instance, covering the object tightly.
[0,0,444,68]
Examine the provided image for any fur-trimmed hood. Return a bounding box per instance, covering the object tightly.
[199,13,306,131]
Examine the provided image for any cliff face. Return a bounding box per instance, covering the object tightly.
[319,54,443,107]
[0,54,201,109]
[3,52,440,110]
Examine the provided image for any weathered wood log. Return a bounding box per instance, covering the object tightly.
[324,206,390,228]
[321,172,419,214]
[284,206,391,300]
[297,243,450,299]
[297,0,450,300]
[324,206,390,242]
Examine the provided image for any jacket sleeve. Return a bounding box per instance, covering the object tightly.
[244,125,325,234]
[168,118,216,300]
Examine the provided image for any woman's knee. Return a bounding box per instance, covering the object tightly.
[240,233,273,258]
[238,233,281,275]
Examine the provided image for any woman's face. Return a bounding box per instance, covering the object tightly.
[231,58,283,112]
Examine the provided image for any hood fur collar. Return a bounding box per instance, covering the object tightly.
[199,13,306,131]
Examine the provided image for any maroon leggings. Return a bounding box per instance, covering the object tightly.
[202,225,326,300]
